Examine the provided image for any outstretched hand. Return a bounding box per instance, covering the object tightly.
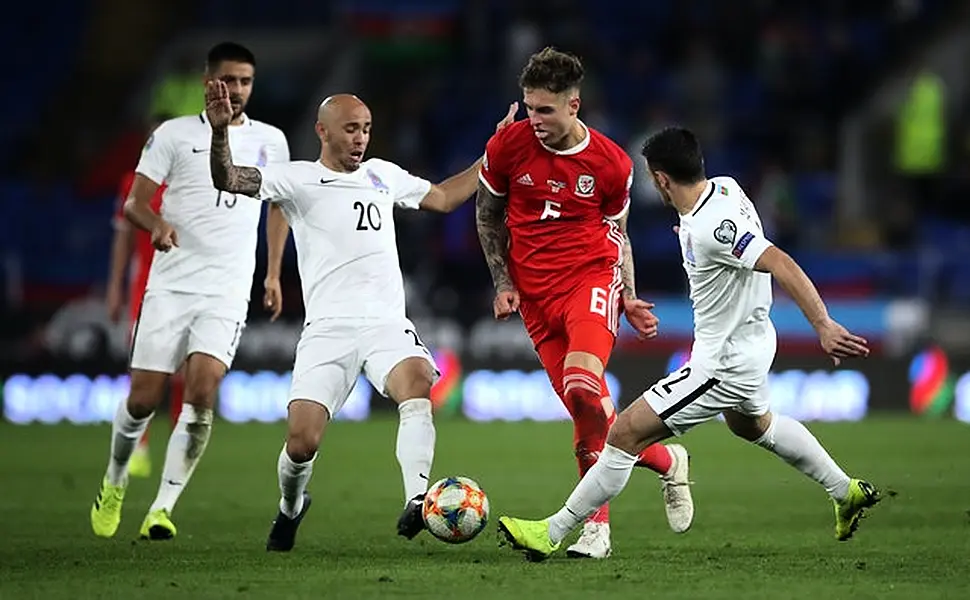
[495,102,519,132]
[818,319,869,366]
[205,80,233,129]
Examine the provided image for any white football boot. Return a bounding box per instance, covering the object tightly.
[660,443,694,533]
[566,521,612,559]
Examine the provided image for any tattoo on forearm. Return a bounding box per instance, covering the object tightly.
[617,216,636,300]
[475,183,514,292]
[621,238,636,300]
[210,127,262,196]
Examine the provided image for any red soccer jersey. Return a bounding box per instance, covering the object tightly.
[113,171,166,316]
[479,119,633,300]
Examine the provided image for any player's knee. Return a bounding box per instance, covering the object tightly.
[605,412,638,451]
[184,376,221,408]
[183,355,226,408]
[606,400,671,455]
[285,429,321,463]
[562,366,606,426]
[385,358,434,402]
[724,410,771,442]
[127,369,169,417]
[562,350,604,375]
[285,399,329,461]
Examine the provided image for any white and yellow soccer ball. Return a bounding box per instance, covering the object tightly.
[421,476,490,544]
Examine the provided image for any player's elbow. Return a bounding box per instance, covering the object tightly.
[122,197,139,224]
[211,171,231,193]
[753,245,789,274]
[420,187,453,213]
[437,199,458,213]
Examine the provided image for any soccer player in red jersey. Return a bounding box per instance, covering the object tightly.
[475,48,694,557]
[105,169,183,478]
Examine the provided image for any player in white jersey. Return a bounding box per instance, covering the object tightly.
[91,42,293,541]
[204,80,517,551]
[497,127,883,561]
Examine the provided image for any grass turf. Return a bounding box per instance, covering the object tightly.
[1,416,968,599]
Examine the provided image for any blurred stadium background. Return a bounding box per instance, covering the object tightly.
[4,0,970,426]
[4,2,970,598]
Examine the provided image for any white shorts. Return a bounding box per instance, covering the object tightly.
[288,318,439,418]
[642,362,770,436]
[129,290,248,374]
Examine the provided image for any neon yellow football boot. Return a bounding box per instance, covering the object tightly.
[834,479,882,541]
[91,477,126,538]
[139,508,177,541]
[497,516,561,562]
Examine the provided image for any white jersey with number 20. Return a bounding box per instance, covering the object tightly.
[254,158,432,322]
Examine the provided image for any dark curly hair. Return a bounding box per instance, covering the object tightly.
[641,127,707,184]
[206,42,256,73]
[518,47,585,94]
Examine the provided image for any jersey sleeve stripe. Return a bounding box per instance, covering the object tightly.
[477,171,506,197]
[604,220,626,333]
[606,266,623,334]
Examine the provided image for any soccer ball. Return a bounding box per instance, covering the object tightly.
[422,476,490,544]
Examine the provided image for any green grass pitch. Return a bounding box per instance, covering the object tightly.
[1,416,968,599]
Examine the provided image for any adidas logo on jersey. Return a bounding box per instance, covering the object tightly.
[516,173,534,186]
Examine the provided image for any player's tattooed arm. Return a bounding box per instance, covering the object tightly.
[616,213,637,300]
[209,127,262,197]
[475,182,514,292]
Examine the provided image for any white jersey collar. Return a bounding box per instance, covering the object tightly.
[199,112,251,126]
[540,120,591,156]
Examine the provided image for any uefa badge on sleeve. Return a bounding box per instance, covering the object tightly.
[575,174,595,198]
[714,219,737,245]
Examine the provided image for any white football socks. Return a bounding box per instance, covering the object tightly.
[396,398,436,504]
[547,444,638,544]
[149,404,213,514]
[754,413,851,501]
[278,446,315,518]
[105,401,152,486]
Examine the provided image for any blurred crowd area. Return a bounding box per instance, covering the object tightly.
[0,0,967,338]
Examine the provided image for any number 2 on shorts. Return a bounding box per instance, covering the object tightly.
[650,366,693,398]
[404,328,430,354]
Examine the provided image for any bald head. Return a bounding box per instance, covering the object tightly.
[317,94,370,128]
[315,93,372,172]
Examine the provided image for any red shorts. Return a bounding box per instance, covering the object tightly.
[519,270,623,398]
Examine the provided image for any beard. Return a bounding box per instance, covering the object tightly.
[231,97,245,119]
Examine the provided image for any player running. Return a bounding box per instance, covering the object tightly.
[204,82,517,551]
[105,151,183,478]
[90,42,292,541]
[497,127,882,561]
[476,47,692,558]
